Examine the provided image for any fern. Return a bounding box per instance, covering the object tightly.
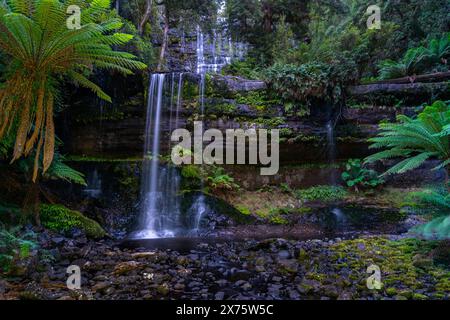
[413,215,450,240]
[45,159,87,186]
[0,226,37,274]
[378,33,450,80]
[365,101,450,176]
[409,187,450,240]
[0,0,147,182]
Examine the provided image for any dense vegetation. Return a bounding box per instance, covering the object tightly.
[0,0,449,300]
[224,0,449,113]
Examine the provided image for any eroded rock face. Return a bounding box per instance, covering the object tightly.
[210,74,267,94]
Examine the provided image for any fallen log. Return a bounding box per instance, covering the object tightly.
[348,81,449,96]
[370,71,450,85]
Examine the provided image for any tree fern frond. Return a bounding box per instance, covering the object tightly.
[45,159,87,186]
[69,71,111,102]
[383,152,432,176]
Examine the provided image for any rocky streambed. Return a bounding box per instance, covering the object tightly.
[1,230,448,300]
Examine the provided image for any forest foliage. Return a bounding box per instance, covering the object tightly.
[225,0,449,112]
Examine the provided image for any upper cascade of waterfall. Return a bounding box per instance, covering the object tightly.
[195,26,248,74]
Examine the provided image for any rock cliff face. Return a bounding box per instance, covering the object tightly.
[61,88,418,163]
[209,74,267,94]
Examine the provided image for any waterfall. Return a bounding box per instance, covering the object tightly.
[181,31,186,53]
[332,208,348,228]
[84,169,102,198]
[196,27,205,74]
[196,27,233,73]
[326,120,337,186]
[188,72,207,233]
[132,22,247,239]
[133,73,184,239]
[190,194,207,232]
[189,26,243,234]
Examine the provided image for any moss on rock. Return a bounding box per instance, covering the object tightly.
[40,204,106,239]
[328,237,449,300]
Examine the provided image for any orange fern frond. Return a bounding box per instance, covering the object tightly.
[42,94,54,172]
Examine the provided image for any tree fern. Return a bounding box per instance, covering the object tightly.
[365,101,450,176]
[378,46,428,79]
[422,33,450,66]
[378,33,449,80]
[0,0,147,182]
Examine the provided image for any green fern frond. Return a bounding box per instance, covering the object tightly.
[45,160,87,186]
[366,101,450,176]
[383,152,432,176]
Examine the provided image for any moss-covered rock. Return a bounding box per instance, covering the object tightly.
[328,237,449,300]
[40,204,106,239]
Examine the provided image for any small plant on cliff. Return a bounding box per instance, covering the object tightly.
[181,165,239,194]
[341,159,384,192]
[206,167,240,193]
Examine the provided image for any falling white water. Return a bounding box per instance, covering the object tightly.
[190,193,207,233]
[196,26,206,73]
[83,169,102,198]
[332,208,347,226]
[196,27,238,74]
[133,73,185,239]
[180,31,186,53]
[326,120,337,186]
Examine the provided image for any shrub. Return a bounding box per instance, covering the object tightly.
[221,58,260,79]
[341,159,384,192]
[295,186,347,203]
[264,62,331,105]
[206,167,240,192]
[235,91,280,111]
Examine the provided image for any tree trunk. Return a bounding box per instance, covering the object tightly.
[23,181,41,226]
[157,6,169,72]
[138,0,153,36]
[262,2,273,32]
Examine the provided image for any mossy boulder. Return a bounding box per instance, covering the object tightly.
[40,204,106,239]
